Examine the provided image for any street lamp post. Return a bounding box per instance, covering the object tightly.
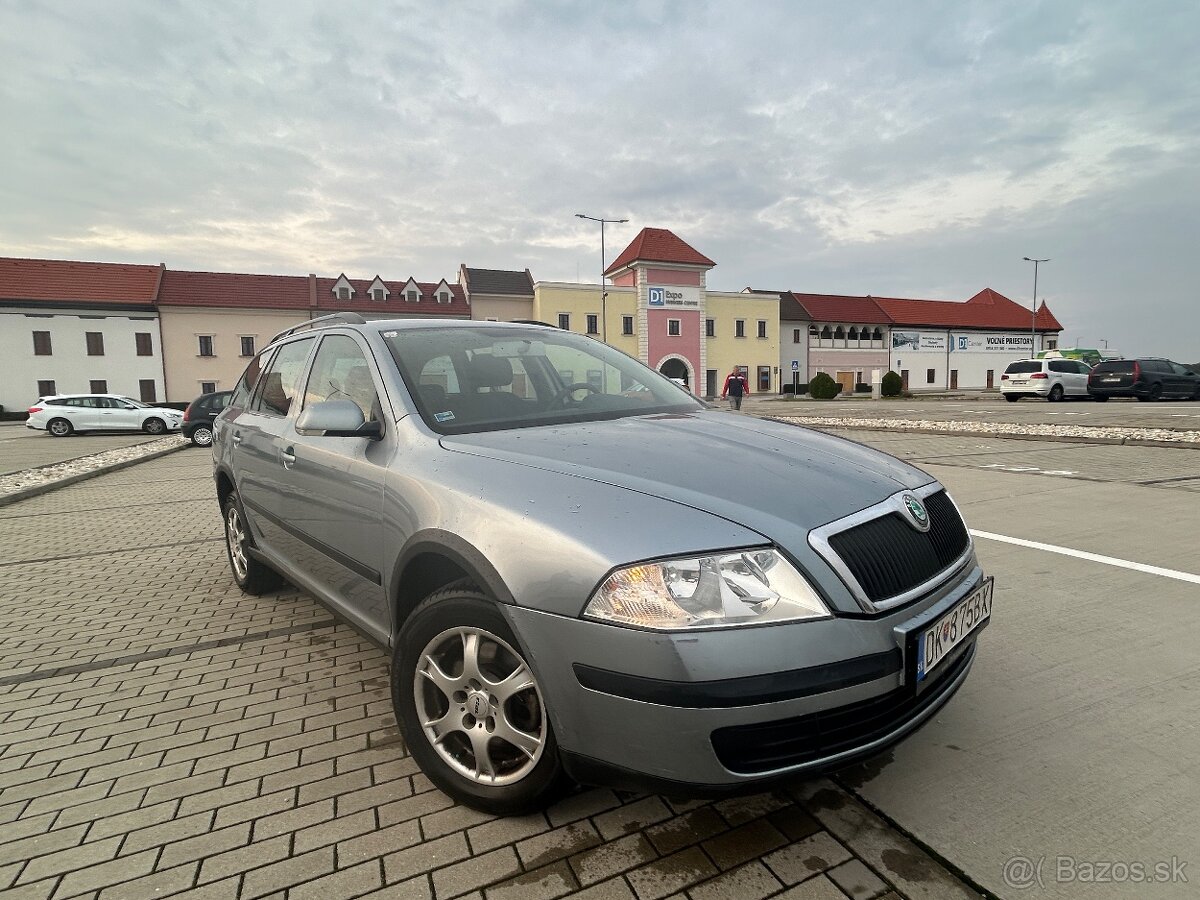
[576,213,628,342]
[1023,257,1050,357]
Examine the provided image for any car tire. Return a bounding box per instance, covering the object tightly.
[143,417,167,435]
[393,586,565,815]
[1149,384,1163,401]
[1004,394,1019,402]
[222,491,283,595]
[190,426,213,447]
[1048,385,1064,402]
[46,418,73,437]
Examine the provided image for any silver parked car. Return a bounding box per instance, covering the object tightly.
[26,394,184,436]
[214,314,992,813]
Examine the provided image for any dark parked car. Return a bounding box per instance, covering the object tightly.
[182,390,232,446]
[1087,359,1200,401]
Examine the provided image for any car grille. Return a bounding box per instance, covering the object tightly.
[711,644,974,774]
[826,490,969,605]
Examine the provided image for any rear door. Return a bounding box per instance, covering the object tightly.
[1169,363,1199,398]
[1094,361,1135,390]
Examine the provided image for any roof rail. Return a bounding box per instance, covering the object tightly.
[271,312,367,344]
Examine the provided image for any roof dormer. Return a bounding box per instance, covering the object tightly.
[433,278,453,304]
[331,273,355,302]
[401,277,421,303]
[367,276,388,302]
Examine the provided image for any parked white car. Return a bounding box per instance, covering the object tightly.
[26,394,185,436]
[1000,358,1092,402]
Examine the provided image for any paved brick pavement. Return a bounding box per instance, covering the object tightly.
[0,452,981,900]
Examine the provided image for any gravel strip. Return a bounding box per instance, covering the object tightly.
[0,436,188,497]
[772,415,1200,445]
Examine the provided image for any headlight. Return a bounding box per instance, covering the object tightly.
[583,548,830,630]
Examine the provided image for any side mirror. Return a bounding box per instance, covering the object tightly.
[296,400,382,439]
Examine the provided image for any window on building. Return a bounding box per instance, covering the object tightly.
[198,335,215,357]
[372,288,385,301]
[139,380,157,403]
[927,369,936,384]
[848,327,859,341]
[705,318,715,337]
[85,332,104,356]
[408,290,419,302]
[820,325,832,339]
[757,320,768,339]
[33,331,52,356]
[240,336,256,357]
[667,319,681,336]
[735,319,746,338]
[135,332,153,356]
[201,381,217,394]
[834,326,845,341]
[439,291,449,303]
[809,325,819,336]
[758,366,771,391]
[622,315,634,336]
[793,328,801,343]
[37,379,55,397]
[1046,338,1058,350]
[873,327,883,341]
[337,287,350,301]
[557,313,570,330]
[90,379,107,393]
[586,314,599,335]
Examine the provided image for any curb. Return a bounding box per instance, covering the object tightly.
[0,442,189,508]
[768,418,1200,450]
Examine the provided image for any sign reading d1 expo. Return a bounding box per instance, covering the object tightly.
[647,285,701,309]
[951,334,1034,352]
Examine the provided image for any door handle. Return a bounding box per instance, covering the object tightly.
[231,432,242,446]
[280,446,296,467]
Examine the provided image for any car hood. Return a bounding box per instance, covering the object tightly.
[440,410,932,538]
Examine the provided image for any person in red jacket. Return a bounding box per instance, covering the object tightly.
[721,367,750,410]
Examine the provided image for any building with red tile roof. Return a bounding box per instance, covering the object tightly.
[604,228,716,280]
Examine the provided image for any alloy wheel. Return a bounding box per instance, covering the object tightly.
[225,504,249,580]
[414,627,545,786]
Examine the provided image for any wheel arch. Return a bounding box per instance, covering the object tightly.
[390,530,518,640]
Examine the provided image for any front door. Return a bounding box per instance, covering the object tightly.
[901,369,910,391]
[986,369,994,389]
[706,369,717,398]
[950,370,958,390]
[836,371,855,394]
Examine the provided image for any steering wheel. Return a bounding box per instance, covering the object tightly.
[550,382,601,407]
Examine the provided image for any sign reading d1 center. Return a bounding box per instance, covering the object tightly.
[647,285,701,309]
[952,334,1034,352]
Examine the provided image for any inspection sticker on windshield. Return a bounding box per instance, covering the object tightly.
[433,411,455,423]
[917,578,993,681]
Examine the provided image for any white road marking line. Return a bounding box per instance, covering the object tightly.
[969,530,1200,585]
[978,463,1078,475]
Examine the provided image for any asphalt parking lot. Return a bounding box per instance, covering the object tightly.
[0,426,160,476]
[2,415,1198,899]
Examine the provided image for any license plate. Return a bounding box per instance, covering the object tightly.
[1010,379,1027,385]
[917,578,993,681]
[1103,377,1121,383]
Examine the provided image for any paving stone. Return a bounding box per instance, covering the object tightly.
[773,874,852,900]
[826,859,890,900]
[158,822,251,869]
[430,845,520,899]
[17,834,122,886]
[297,769,373,806]
[338,818,423,866]
[288,860,384,900]
[712,791,791,827]
[768,805,823,842]
[377,788,455,828]
[592,797,673,841]
[86,797,179,839]
[211,787,296,829]
[335,778,414,816]
[252,798,335,841]
[121,809,215,854]
[240,846,336,899]
[1,877,60,900]
[623,847,717,900]
[483,860,577,900]
[570,833,658,886]
[763,833,853,885]
[358,876,433,899]
[293,808,379,854]
[383,831,470,884]
[643,806,728,856]
[562,878,636,900]
[51,847,157,899]
[0,823,88,871]
[96,862,199,900]
[516,821,602,870]
[419,803,496,840]
[688,861,783,900]
[198,833,289,882]
[545,789,620,827]
[467,812,550,854]
[701,818,788,871]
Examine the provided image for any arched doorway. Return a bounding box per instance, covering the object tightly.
[659,357,689,388]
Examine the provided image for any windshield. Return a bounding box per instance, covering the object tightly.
[381,325,704,433]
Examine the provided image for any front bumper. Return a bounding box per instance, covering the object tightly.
[503,561,986,789]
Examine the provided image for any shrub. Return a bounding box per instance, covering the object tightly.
[808,372,841,400]
[854,382,871,393]
[881,370,903,397]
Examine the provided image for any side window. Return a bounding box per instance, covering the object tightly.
[231,350,273,409]
[303,335,379,422]
[1048,360,1069,373]
[251,339,314,417]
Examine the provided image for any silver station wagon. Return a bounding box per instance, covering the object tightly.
[214,314,992,813]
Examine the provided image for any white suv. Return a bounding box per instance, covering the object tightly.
[26,394,184,436]
[1000,358,1092,402]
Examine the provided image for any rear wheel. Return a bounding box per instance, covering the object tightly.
[1149,384,1163,401]
[222,491,283,594]
[393,588,565,814]
[190,425,213,447]
[1004,394,1019,403]
[143,417,167,435]
[1048,385,1064,402]
[47,418,73,437]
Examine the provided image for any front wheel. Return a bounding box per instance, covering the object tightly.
[47,418,73,437]
[222,492,283,594]
[393,588,565,814]
[143,417,167,435]
[190,425,213,447]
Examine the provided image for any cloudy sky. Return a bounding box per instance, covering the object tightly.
[2,0,1197,358]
